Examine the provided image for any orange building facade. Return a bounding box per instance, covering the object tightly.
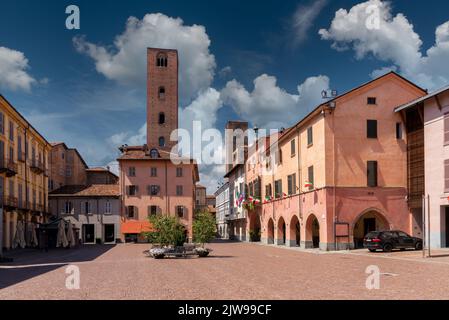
[244,72,427,250]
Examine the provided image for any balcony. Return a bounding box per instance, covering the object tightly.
[0,158,18,177]
[30,159,45,174]
[1,195,18,209]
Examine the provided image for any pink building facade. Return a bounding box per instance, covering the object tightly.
[396,85,449,248]
[245,72,427,250]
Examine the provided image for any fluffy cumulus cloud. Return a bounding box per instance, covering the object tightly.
[108,123,147,147]
[74,13,216,104]
[319,0,449,90]
[0,46,36,91]
[221,74,330,129]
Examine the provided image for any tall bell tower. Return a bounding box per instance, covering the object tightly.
[146,48,179,150]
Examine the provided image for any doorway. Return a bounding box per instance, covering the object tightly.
[82,224,95,244]
[104,224,115,243]
[364,218,376,236]
[445,207,449,248]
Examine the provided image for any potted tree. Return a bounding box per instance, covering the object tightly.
[192,211,216,257]
[143,215,186,259]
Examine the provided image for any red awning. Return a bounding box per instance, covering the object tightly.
[121,221,153,234]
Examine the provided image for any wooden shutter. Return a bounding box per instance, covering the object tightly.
[444,114,449,145]
[445,160,449,192]
[367,120,378,138]
[308,166,314,189]
[367,161,378,187]
[307,127,313,146]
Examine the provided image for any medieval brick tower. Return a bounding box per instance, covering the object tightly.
[146,48,179,150]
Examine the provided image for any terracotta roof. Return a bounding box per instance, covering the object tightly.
[196,184,206,189]
[49,184,120,197]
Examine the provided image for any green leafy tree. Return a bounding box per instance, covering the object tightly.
[142,215,186,247]
[193,211,216,247]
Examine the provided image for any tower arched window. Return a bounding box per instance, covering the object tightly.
[156,53,168,67]
[158,87,165,99]
[159,137,165,147]
[159,112,165,125]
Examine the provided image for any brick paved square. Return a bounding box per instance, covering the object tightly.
[1,241,449,300]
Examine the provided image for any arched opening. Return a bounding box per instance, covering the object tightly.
[353,210,389,249]
[158,112,165,125]
[156,53,168,67]
[249,212,261,242]
[158,86,165,99]
[267,218,274,244]
[306,214,320,249]
[277,217,286,245]
[289,215,300,247]
[158,136,165,147]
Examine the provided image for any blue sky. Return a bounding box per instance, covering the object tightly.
[1,0,449,192]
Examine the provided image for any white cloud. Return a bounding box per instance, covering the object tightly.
[319,0,449,90]
[74,13,216,104]
[199,163,226,194]
[0,46,36,91]
[108,123,147,147]
[179,87,223,132]
[292,0,328,45]
[218,66,232,78]
[220,74,330,129]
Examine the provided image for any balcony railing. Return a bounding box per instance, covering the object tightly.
[0,158,18,177]
[1,195,18,208]
[30,159,45,174]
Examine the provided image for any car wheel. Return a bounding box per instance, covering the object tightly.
[415,242,423,250]
[368,249,376,252]
[383,243,393,252]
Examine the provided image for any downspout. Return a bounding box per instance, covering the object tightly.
[332,109,337,250]
[165,161,168,215]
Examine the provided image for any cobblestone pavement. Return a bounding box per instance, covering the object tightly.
[1,241,449,300]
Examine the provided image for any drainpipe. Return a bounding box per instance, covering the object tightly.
[332,109,337,250]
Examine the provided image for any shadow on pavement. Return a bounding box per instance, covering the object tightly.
[0,245,115,290]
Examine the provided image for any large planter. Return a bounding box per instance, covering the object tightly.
[194,247,211,257]
[150,248,166,259]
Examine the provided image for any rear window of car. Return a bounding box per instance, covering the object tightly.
[366,232,380,238]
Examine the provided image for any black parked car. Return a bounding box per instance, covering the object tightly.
[363,230,423,252]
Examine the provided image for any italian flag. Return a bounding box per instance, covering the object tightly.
[304,181,313,188]
[254,198,261,204]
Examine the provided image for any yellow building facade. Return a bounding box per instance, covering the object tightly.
[0,95,51,251]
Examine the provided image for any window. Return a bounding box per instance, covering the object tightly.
[148,205,158,216]
[147,185,160,196]
[127,185,138,196]
[64,201,73,214]
[18,184,23,207]
[159,112,165,124]
[150,149,159,158]
[66,167,72,177]
[17,136,22,160]
[9,146,14,162]
[150,167,157,177]
[367,120,378,138]
[9,120,13,141]
[308,166,314,191]
[367,161,378,187]
[307,127,313,146]
[176,185,183,196]
[83,201,92,214]
[176,167,183,177]
[128,167,136,177]
[105,201,112,214]
[0,112,4,134]
[274,180,282,198]
[445,159,449,192]
[158,87,165,99]
[367,97,377,105]
[62,153,65,159]
[265,184,272,198]
[291,139,296,156]
[444,113,449,145]
[159,137,165,147]
[156,53,168,67]
[396,122,403,139]
[176,206,184,218]
[288,173,297,195]
[127,206,137,219]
